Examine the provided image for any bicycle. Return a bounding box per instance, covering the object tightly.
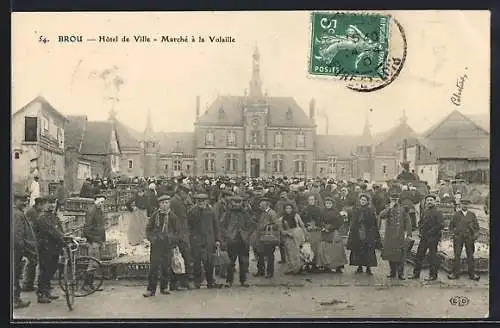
[58,235,104,311]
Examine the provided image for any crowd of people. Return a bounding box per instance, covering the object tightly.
[13,171,485,308]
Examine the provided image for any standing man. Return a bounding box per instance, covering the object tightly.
[143,195,180,297]
[29,176,41,207]
[170,184,193,289]
[188,194,221,289]
[32,196,65,303]
[447,202,481,281]
[13,192,37,309]
[221,196,256,287]
[22,197,44,292]
[83,194,107,291]
[254,198,279,278]
[55,180,67,213]
[379,190,412,280]
[274,189,293,264]
[410,194,444,281]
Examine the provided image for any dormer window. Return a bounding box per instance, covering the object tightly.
[218,107,226,120]
[205,131,215,146]
[286,107,293,121]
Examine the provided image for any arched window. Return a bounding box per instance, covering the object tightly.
[225,154,238,172]
[294,154,306,174]
[272,154,284,173]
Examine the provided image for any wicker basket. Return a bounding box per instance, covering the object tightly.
[101,240,119,260]
[76,242,89,257]
[65,197,95,212]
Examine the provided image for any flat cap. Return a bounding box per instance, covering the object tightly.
[258,197,271,203]
[158,195,171,202]
[193,193,209,200]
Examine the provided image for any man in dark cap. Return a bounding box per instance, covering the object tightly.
[410,194,444,281]
[32,195,65,303]
[379,189,412,280]
[397,162,417,181]
[447,201,481,281]
[83,194,107,291]
[13,192,37,309]
[80,178,94,198]
[22,197,44,292]
[254,197,279,278]
[221,196,257,287]
[170,183,193,289]
[188,194,221,289]
[144,195,181,297]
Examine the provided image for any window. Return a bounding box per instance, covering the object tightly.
[296,132,305,148]
[128,159,133,169]
[204,152,216,172]
[165,164,169,171]
[251,131,260,144]
[272,154,284,173]
[275,133,283,147]
[382,164,387,174]
[225,154,238,172]
[57,128,64,149]
[320,168,324,173]
[40,116,49,136]
[227,131,236,146]
[14,152,20,159]
[294,154,306,173]
[24,117,37,142]
[421,168,424,174]
[173,160,182,171]
[205,131,215,145]
[186,164,191,172]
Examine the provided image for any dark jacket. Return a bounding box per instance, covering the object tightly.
[255,208,279,245]
[134,194,149,210]
[300,205,322,226]
[32,210,65,255]
[419,205,444,239]
[79,181,94,198]
[187,205,221,253]
[221,208,256,244]
[146,209,181,247]
[372,190,388,215]
[170,194,190,243]
[145,190,159,217]
[449,210,480,239]
[25,207,41,224]
[347,205,381,250]
[379,204,412,262]
[84,204,106,244]
[13,207,38,256]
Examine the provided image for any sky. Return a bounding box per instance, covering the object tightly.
[12,11,490,135]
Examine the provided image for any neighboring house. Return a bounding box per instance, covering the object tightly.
[12,96,68,195]
[64,112,142,192]
[422,110,489,181]
[398,137,439,186]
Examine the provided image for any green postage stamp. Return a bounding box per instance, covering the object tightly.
[309,12,390,79]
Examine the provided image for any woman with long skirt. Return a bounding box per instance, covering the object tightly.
[126,200,147,246]
[280,202,307,275]
[346,194,381,275]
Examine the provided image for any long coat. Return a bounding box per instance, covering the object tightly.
[379,205,412,262]
[13,207,38,257]
[221,208,256,245]
[84,204,106,244]
[187,205,221,254]
[170,194,191,244]
[33,210,65,255]
[346,205,380,267]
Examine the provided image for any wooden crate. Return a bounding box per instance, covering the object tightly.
[72,224,85,238]
[115,262,150,280]
[103,203,119,213]
[101,261,117,280]
[76,242,89,257]
[60,217,72,233]
[101,240,119,260]
[65,197,95,212]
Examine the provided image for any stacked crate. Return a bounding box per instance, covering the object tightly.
[102,189,118,213]
[117,188,136,212]
[61,197,94,237]
[101,240,119,260]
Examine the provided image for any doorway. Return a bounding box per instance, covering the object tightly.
[250,158,260,178]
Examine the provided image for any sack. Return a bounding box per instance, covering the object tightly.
[299,242,315,263]
[212,245,230,266]
[171,246,186,274]
[259,225,280,245]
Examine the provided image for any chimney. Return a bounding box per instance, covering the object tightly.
[195,96,200,119]
[309,98,316,120]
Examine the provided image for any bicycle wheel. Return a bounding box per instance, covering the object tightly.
[63,255,75,311]
[73,256,104,297]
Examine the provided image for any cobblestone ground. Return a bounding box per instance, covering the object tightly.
[13,211,489,319]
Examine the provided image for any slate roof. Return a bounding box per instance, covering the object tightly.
[422,110,489,160]
[80,121,113,155]
[65,115,87,151]
[156,132,195,155]
[374,121,418,155]
[315,134,359,159]
[14,96,69,122]
[197,96,315,128]
[467,113,489,133]
[114,120,141,152]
